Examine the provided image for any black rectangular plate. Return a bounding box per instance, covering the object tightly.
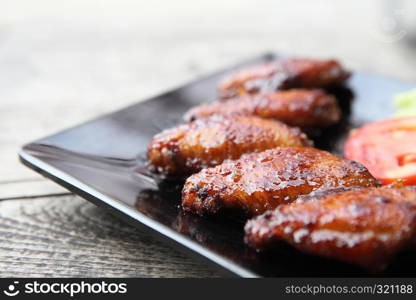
[19,53,416,277]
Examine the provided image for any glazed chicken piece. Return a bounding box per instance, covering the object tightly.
[182,147,378,217]
[184,89,341,128]
[244,186,416,270]
[147,116,311,179]
[219,57,350,98]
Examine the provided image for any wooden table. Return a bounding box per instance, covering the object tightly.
[2,0,416,277]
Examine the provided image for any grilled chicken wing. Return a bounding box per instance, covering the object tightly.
[182,147,378,217]
[219,58,350,98]
[184,89,341,128]
[244,186,416,270]
[147,116,311,179]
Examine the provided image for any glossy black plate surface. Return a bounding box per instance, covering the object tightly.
[19,53,416,277]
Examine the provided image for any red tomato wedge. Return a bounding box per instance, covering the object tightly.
[344,116,416,185]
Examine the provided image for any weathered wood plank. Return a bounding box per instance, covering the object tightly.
[0,179,70,200]
[0,195,221,277]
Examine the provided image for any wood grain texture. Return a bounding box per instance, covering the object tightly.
[1,0,416,277]
[0,179,70,200]
[0,195,220,277]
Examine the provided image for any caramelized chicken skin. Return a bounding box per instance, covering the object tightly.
[244,186,416,270]
[182,147,378,217]
[219,58,350,98]
[184,89,341,128]
[147,116,311,179]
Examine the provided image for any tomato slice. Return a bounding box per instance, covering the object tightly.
[344,116,416,185]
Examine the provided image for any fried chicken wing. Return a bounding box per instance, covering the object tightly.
[219,58,350,98]
[244,186,416,270]
[147,116,311,179]
[182,147,378,217]
[184,89,341,128]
